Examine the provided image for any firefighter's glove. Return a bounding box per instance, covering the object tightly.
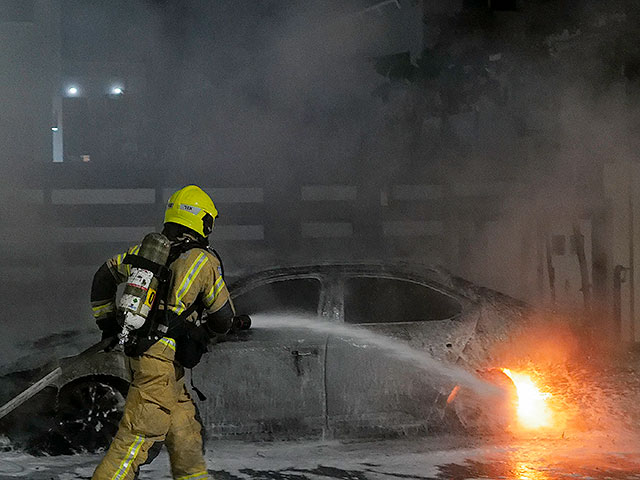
[96,314,120,341]
[231,314,252,332]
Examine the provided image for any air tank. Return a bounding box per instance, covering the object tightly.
[119,232,171,338]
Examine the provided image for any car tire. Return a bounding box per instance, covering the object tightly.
[54,378,127,453]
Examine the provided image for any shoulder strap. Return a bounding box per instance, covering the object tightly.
[207,246,225,278]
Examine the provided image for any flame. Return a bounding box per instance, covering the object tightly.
[502,368,553,430]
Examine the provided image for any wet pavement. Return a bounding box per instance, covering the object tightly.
[1,433,639,480]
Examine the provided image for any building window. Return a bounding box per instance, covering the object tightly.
[551,235,566,256]
[62,97,90,161]
[569,233,583,255]
[0,1,35,23]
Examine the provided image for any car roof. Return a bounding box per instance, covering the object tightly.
[228,261,531,315]
[228,261,465,300]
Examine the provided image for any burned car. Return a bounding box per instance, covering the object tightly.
[0,263,532,452]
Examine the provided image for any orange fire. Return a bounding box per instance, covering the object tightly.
[502,368,553,430]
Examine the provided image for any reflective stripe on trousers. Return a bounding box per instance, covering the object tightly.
[111,435,144,480]
[92,339,207,480]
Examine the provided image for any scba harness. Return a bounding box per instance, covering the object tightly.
[120,235,224,369]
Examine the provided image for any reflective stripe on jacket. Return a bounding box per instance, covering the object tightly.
[91,244,233,323]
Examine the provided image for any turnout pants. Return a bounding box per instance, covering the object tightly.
[92,338,208,480]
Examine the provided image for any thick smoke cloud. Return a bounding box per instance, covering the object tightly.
[2,0,640,363]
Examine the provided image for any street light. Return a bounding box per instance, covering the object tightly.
[67,86,79,96]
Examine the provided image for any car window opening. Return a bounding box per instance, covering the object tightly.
[344,277,461,324]
[233,278,321,316]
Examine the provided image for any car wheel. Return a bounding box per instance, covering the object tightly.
[55,379,127,453]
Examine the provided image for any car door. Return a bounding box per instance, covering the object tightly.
[325,274,474,436]
[193,275,330,439]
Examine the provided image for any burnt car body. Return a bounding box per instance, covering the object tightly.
[0,263,530,450]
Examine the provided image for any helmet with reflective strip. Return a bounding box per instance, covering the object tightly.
[164,185,218,237]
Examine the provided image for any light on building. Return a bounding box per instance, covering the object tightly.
[111,86,124,95]
[51,127,59,132]
[67,86,79,96]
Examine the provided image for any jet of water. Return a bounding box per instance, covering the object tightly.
[252,313,500,397]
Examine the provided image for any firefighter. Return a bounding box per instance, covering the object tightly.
[90,185,235,480]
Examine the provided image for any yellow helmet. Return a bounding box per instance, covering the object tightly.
[164,185,218,237]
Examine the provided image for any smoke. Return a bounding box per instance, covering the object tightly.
[439,5,640,308]
[2,1,640,359]
[160,1,389,179]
